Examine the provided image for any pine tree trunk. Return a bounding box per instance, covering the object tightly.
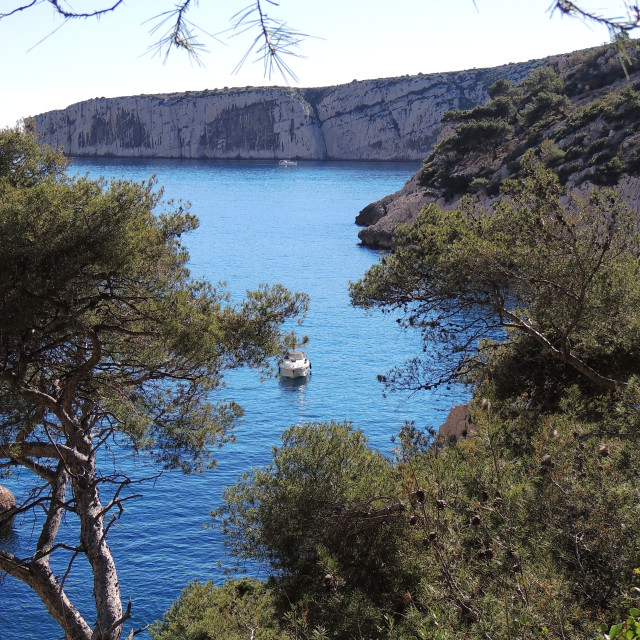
[73,436,124,640]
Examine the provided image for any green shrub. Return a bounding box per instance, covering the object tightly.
[487,78,522,101]
[214,421,420,639]
[520,91,571,127]
[468,177,490,192]
[151,579,286,640]
[538,139,566,166]
[563,144,587,161]
[439,119,514,155]
[522,67,566,97]
[618,86,640,112]
[443,97,517,123]
[157,396,640,640]
[595,155,625,184]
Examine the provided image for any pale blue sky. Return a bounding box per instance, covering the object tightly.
[0,1,631,128]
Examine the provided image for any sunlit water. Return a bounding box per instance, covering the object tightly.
[0,159,470,639]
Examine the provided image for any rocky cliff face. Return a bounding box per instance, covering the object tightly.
[34,61,545,161]
[357,42,640,248]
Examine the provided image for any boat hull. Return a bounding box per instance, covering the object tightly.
[278,348,310,378]
[279,363,310,378]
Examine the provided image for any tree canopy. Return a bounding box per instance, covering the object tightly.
[211,421,419,640]
[0,127,308,640]
[350,158,640,396]
[154,409,640,640]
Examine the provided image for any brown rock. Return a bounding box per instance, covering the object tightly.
[437,403,474,442]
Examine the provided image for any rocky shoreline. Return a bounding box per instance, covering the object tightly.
[355,43,640,249]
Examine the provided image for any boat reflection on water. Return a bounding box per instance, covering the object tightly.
[278,374,309,389]
[278,370,309,420]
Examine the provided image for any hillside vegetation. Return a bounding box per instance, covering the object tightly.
[357,40,640,248]
[420,40,640,198]
[152,42,640,640]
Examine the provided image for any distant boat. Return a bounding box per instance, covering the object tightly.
[278,348,310,378]
[279,159,298,166]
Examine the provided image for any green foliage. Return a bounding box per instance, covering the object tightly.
[0,126,64,186]
[487,78,522,100]
[0,126,309,471]
[160,164,640,636]
[619,85,640,109]
[439,118,515,153]
[521,67,566,98]
[564,42,639,95]
[151,579,286,640]
[168,397,640,640]
[0,126,309,640]
[468,176,490,192]
[392,387,640,638]
[608,609,640,640]
[215,421,420,639]
[418,74,525,196]
[538,139,566,166]
[419,42,640,202]
[521,90,571,128]
[595,154,625,184]
[349,157,640,638]
[352,159,640,395]
[518,68,572,129]
[443,97,518,124]
[440,68,569,150]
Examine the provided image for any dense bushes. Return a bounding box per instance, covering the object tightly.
[213,421,421,639]
[151,579,285,640]
[153,393,640,640]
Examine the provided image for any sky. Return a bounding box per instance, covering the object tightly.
[0,0,633,128]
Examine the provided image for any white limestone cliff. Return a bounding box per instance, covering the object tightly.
[33,61,544,161]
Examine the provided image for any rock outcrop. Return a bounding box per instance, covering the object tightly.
[355,171,444,248]
[0,485,16,530]
[33,61,545,161]
[356,42,640,248]
[437,404,474,443]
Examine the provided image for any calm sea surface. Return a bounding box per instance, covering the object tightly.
[0,159,469,639]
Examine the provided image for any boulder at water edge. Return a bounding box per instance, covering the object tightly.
[437,404,474,443]
[0,485,16,530]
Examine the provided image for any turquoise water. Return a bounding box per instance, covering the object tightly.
[0,159,469,639]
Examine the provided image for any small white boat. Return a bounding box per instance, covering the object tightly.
[278,348,311,378]
[279,159,298,166]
